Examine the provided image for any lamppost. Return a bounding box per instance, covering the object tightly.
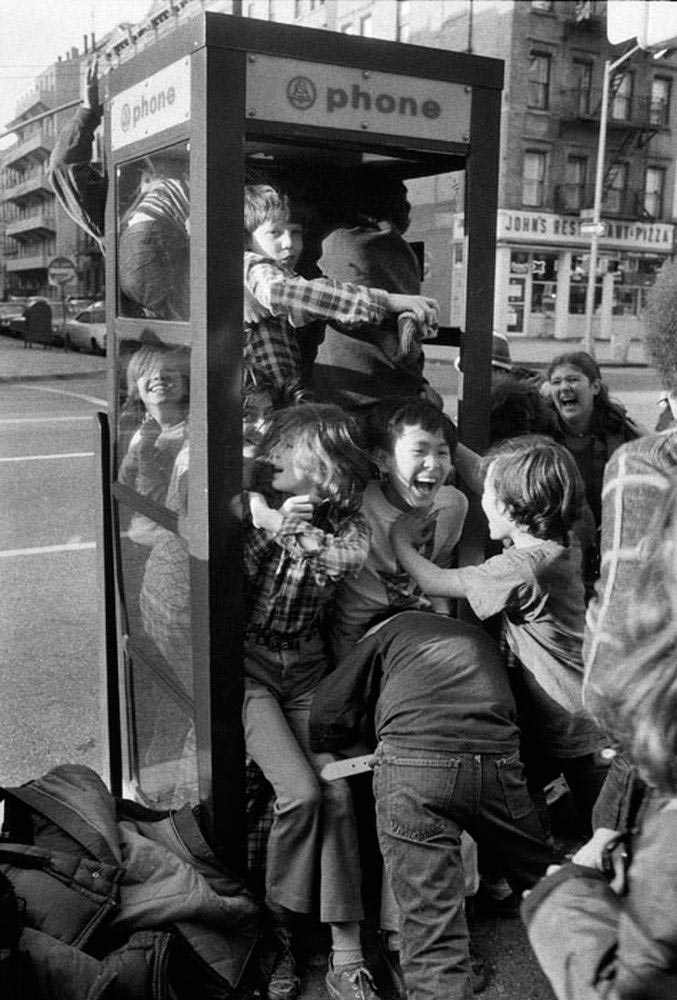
[582,43,640,357]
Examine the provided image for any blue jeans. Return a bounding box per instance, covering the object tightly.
[373,742,552,1000]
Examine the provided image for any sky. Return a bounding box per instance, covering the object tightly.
[0,0,154,139]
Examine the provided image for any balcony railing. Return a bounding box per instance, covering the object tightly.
[559,89,658,130]
[555,183,646,218]
[2,132,55,169]
[5,210,56,237]
[5,251,51,272]
[1,169,53,201]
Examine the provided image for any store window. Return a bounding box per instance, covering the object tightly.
[644,167,665,218]
[531,253,558,314]
[569,254,602,314]
[528,53,551,110]
[610,72,633,121]
[564,155,588,211]
[573,60,593,115]
[531,1,554,10]
[603,162,627,216]
[650,77,671,127]
[522,151,547,207]
[612,253,664,317]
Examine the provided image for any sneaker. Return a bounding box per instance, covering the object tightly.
[326,957,382,1000]
[266,925,300,1000]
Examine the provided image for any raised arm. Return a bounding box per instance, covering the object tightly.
[244,254,438,335]
[390,512,468,599]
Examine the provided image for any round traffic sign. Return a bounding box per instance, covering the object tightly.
[48,256,77,286]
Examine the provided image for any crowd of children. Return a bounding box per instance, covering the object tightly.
[108,178,677,1000]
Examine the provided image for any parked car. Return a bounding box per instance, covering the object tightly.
[0,301,28,338]
[61,301,106,355]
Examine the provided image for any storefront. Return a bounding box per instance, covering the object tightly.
[492,210,674,342]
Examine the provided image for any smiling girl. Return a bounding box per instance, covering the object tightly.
[546,351,642,596]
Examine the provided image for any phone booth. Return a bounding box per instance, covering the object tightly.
[100,12,503,869]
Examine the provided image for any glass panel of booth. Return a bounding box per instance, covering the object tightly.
[114,334,194,810]
[116,143,190,322]
[112,141,194,809]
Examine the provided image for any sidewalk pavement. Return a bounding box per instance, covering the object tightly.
[0,330,647,384]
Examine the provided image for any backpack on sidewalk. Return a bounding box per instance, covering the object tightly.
[0,767,258,999]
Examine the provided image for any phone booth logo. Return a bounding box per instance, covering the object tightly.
[287,76,317,110]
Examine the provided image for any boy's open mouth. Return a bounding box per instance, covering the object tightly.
[412,477,438,496]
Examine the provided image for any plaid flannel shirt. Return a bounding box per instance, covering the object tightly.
[584,428,677,700]
[243,252,389,402]
[244,498,371,636]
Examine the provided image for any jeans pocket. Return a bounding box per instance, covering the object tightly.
[496,754,533,821]
[376,755,460,843]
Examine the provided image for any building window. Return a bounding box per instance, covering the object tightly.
[610,72,633,121]
[603,162,627,215]
[565,155,588,210]
[644,167,665,218]
[528,53,551,110]
[341,21,354,33]
[650,77,671,127]
[573,60,593,115]
[522,151,547,207]
[360,13,373,36]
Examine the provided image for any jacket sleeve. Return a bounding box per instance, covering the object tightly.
[244,253,390,330]
[48,106,106,246]
[584,433,677,702]
[522,865,621,1000]
[274,512,371,583]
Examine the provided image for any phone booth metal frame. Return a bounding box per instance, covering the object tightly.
[101,12,503,868]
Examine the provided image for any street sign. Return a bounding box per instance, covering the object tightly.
[580,222,605,237]
[48,256,77,287]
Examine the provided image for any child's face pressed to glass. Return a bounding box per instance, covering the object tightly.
[380,423,452,511]
[242,390,274,458]
[268,435,319,497]
[137,360,186,410]
[249,211,304,270]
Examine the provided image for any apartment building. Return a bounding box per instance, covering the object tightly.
[248,0,677,343]
[0,42,106,302]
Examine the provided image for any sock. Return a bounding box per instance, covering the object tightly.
[330,922,364,969]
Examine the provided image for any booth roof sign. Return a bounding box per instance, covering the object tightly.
[48,257,77,286]
[246,55,471,145]
[111,57,190,151]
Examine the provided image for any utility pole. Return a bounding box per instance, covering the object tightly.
[582,44,640,357]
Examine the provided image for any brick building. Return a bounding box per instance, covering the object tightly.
[245,0,677,345]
